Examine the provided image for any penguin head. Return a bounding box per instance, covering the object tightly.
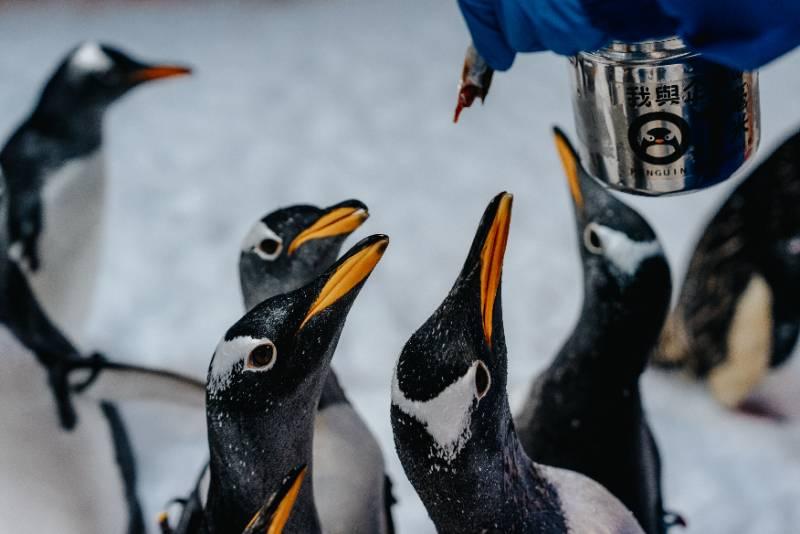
[392,193,512,474]
[241,465,307,534]
[552,128,670,311]
[37,42,191,114]
[209,234,388,409]
[239,200,369,310]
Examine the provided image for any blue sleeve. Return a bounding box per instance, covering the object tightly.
[459,0,800,72]
[657,0,800,70]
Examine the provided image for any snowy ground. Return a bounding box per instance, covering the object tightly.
[0,1,799,532]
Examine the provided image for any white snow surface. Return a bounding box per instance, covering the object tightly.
[0,1,799,533]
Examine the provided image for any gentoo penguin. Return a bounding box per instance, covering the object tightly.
[655,127,800,416]
[390,192,644,534]
[240,200,394,534]
[0,169,205,533]
[164,202,394,534]
[238,200,371,309]
[514,129,674,534]
[204,235,388,534]
[1,41,190,342]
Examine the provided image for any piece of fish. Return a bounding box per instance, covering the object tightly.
[453,44,494,123]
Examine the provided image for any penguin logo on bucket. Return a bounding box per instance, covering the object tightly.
[628,112,690,165]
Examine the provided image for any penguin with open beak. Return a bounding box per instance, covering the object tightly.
[515,129,675,534]
[1,42,190,343]
[655,127,800,418]
[204,235,388,534]
[391,193,644,533]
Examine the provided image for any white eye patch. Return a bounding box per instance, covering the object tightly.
[391,360,486,463]
[589,223,662,276]
[209,335,273,395]
[70,42,112,73]
[241,221,283,261]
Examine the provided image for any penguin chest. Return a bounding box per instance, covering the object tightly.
[0,326,126,534]
[708,273,773,408]
[27,150,106,346]
[313,404,389,534]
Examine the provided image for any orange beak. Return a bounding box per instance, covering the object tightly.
[479,193,512,347]
[129,65,192,82]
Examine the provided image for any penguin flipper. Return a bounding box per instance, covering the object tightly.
[383,474,397,534]
[159,463,209,534]
[2,147,44,271]
[100,401,146,534]
[3,261,84,428]
[72,360,205,409]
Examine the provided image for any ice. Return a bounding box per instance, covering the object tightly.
[0,1,798,533]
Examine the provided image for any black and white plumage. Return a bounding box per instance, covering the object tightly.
[655,127,800,416]
[166,202,394,534]
[239,201,394,534]
[1,41,190,342]
[390,192,643,534]
[515,129,673,534]
[238,200,370,310]
[0,167,205,533]
[203,235,388,534]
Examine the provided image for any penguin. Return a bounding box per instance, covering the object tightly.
[164,202,395,534]
[160,465,307,534]
[0,165,205,533]
[390,192,644,534]
[238,200,371,310]
[654,127,800,417]
[239,200,395,534]
[204,234,388,534]
[1,41,190,342]
[514,129,674,534]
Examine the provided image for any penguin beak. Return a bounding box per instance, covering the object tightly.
[299,234,388,329]
[478,193,512,347]
[128,64,192,83]
[243,465,307,534]
[287,201,369,255]
[553,127,584,211]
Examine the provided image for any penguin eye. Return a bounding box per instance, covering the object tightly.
[245,342,277,371]
[256,238,283,261]
[583,223,604,254]
[664,133,673,140]
[475,360,491,400]
[646,135,655,142]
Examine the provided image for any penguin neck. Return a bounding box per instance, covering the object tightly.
[553,273,669,387]
[204,404,321,534]
[404,399,565,531]
[28,98,104,151]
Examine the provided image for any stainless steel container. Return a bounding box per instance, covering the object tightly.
[569,37,760,195]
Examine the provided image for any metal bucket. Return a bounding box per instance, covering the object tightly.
[569,37,760,195]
